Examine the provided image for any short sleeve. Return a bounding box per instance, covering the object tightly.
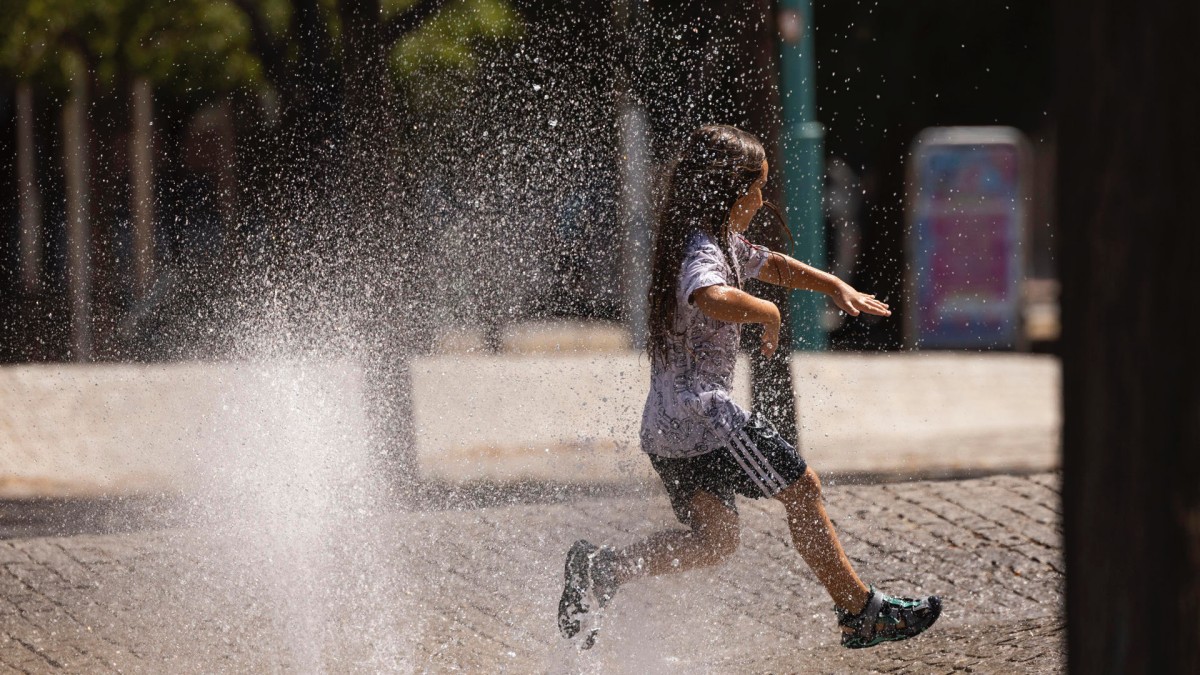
[733,234,770,280]
[678,235,732,306]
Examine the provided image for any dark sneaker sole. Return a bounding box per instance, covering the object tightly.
[557,540,598,642]
[842,596,942,649]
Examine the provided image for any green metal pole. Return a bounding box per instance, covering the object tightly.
[777,0,826,350]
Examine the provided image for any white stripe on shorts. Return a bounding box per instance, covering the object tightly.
[728,431,785,496]
[735,428,788,490]
[724,441,775,497]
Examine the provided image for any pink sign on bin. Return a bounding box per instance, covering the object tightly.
[905,127,1031,349]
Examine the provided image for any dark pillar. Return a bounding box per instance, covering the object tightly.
[1059,1,1200,672]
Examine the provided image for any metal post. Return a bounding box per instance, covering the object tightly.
[619,105,652,349]
[615,0,652,349]
[777,0,826,350]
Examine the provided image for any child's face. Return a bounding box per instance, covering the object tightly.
[729,160,768,233]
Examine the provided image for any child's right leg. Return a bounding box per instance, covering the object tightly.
[556,489,738,648]
[610,489,740,582]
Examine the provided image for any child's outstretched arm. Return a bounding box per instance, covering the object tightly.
[692,285,782,357]
[756,251,892,319]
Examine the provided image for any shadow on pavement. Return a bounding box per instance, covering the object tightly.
[0,495,191,540]
[1,466,1058,539]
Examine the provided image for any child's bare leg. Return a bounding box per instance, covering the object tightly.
[775,467,870,613]
[610,490,739,584]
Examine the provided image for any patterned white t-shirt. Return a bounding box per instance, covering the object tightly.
[639,229,770,458]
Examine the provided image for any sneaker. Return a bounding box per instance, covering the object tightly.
[556,540,619,650]
[836,587,942,649]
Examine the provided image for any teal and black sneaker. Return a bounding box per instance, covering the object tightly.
[836,587,942,649]
[556,540,619,650]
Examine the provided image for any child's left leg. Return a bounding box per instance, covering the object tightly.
[774,468,941,649]
[774,467,871,612]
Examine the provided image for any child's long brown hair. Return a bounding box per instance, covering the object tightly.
[646,124,786,362]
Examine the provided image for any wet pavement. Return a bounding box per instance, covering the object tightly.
[0,472,1063,673]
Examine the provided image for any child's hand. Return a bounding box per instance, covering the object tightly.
[832,281,892,318]
[762,318,781,358]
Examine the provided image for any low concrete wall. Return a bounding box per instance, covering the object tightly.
[413,351,1060,483]
[0,353,1060,497]
[0,362,368,498]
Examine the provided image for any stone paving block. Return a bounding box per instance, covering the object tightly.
[0,544,26,566]
[0,634,59,673]
[0,659,28,675]
[13,544,93,596]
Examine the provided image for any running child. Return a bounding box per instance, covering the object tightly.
[557,124,941,650]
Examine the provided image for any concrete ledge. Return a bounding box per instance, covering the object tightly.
[0,353,1060,498]
[411,351,1060,483]
[0,362,368,498]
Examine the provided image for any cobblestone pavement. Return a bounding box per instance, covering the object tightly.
[0,473,1063,673]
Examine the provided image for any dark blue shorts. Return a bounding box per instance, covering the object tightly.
[648,412,808,527]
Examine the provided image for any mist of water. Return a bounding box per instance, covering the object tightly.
[118,7,790,671]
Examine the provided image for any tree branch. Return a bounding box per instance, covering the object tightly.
[381,0,452,47]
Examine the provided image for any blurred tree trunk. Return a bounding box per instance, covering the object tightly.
[1059,1,1200,672]
[129,78,156,300]
[15,83,43,296]
[229,0,448,218]
[62,65,93,362]
[339,0,393,143]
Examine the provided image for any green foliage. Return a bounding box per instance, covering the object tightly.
[389,0,522,112]
[121,0,266,100]
[0,0,103,90]
[0,0,522,106]
[0,0,264,103]
[391,0,522,82]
